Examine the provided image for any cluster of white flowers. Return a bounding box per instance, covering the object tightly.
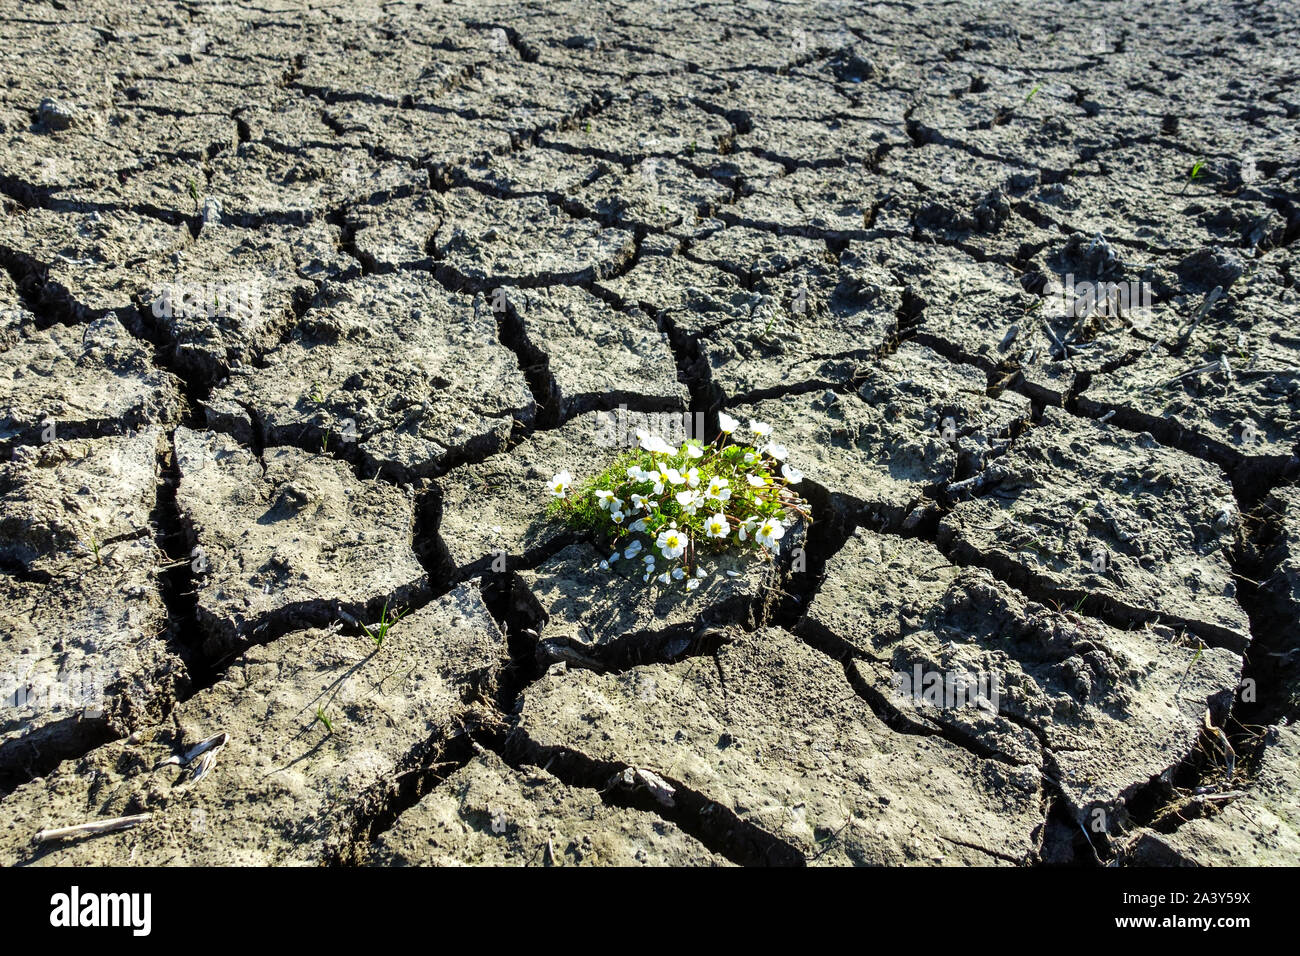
[549,416,808,591]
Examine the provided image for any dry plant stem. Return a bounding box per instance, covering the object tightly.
[35,813,152,843]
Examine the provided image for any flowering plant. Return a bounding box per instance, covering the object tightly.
[547,413,810,590]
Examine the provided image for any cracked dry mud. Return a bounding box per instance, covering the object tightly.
[0,0,1296,868]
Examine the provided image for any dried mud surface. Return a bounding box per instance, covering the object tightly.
[0,0,1297,867]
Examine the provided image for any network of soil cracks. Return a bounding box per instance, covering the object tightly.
[0,0,1297,866]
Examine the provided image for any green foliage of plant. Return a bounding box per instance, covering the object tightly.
[84,515,105,566]
[314,704,334,733]
[547,420,809,588]
[362,599,405,649]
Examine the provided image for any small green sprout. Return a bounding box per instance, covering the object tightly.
[1189,160,1207,182]
[314,704,334,734]
[362,599,406,649]
[1176,638,1206,699]
[187,177,199,205]
[1024,83,1041,104]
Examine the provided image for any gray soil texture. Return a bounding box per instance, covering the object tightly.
[0,0,1297,867]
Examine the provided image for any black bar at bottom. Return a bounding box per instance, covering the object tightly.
[0,865,1277,943]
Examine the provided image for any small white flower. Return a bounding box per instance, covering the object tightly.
[685,443,704,459]
[725,569,740,578]
[644,554,656,565]
[549,471,572,497]
[610,510,626,524]
[656,528,686,560]
[657,571,671,585]
[704,476,731,502]
[756,518,785,551]
[643,572,651,582]
[671,567,685,580]
[750,420,772,439]
[636,429,677,456]
[629,518,647,532]
[762,442,788,461]
[685,577,701,591]
[696,568,707,578]
[738,516,759,541]
[657,461,684,487]
[718,411,739,434]
[676,490,704,515]
[599,560,610,571]
[782,463,803,484]
[746,473,766,488]
[631,493,650,512]
[685,467,701,488]
[595,489,616,510]
[704,512,730,540]
[743,452,756,464]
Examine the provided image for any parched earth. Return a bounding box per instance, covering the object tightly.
[0,0,1297,867]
